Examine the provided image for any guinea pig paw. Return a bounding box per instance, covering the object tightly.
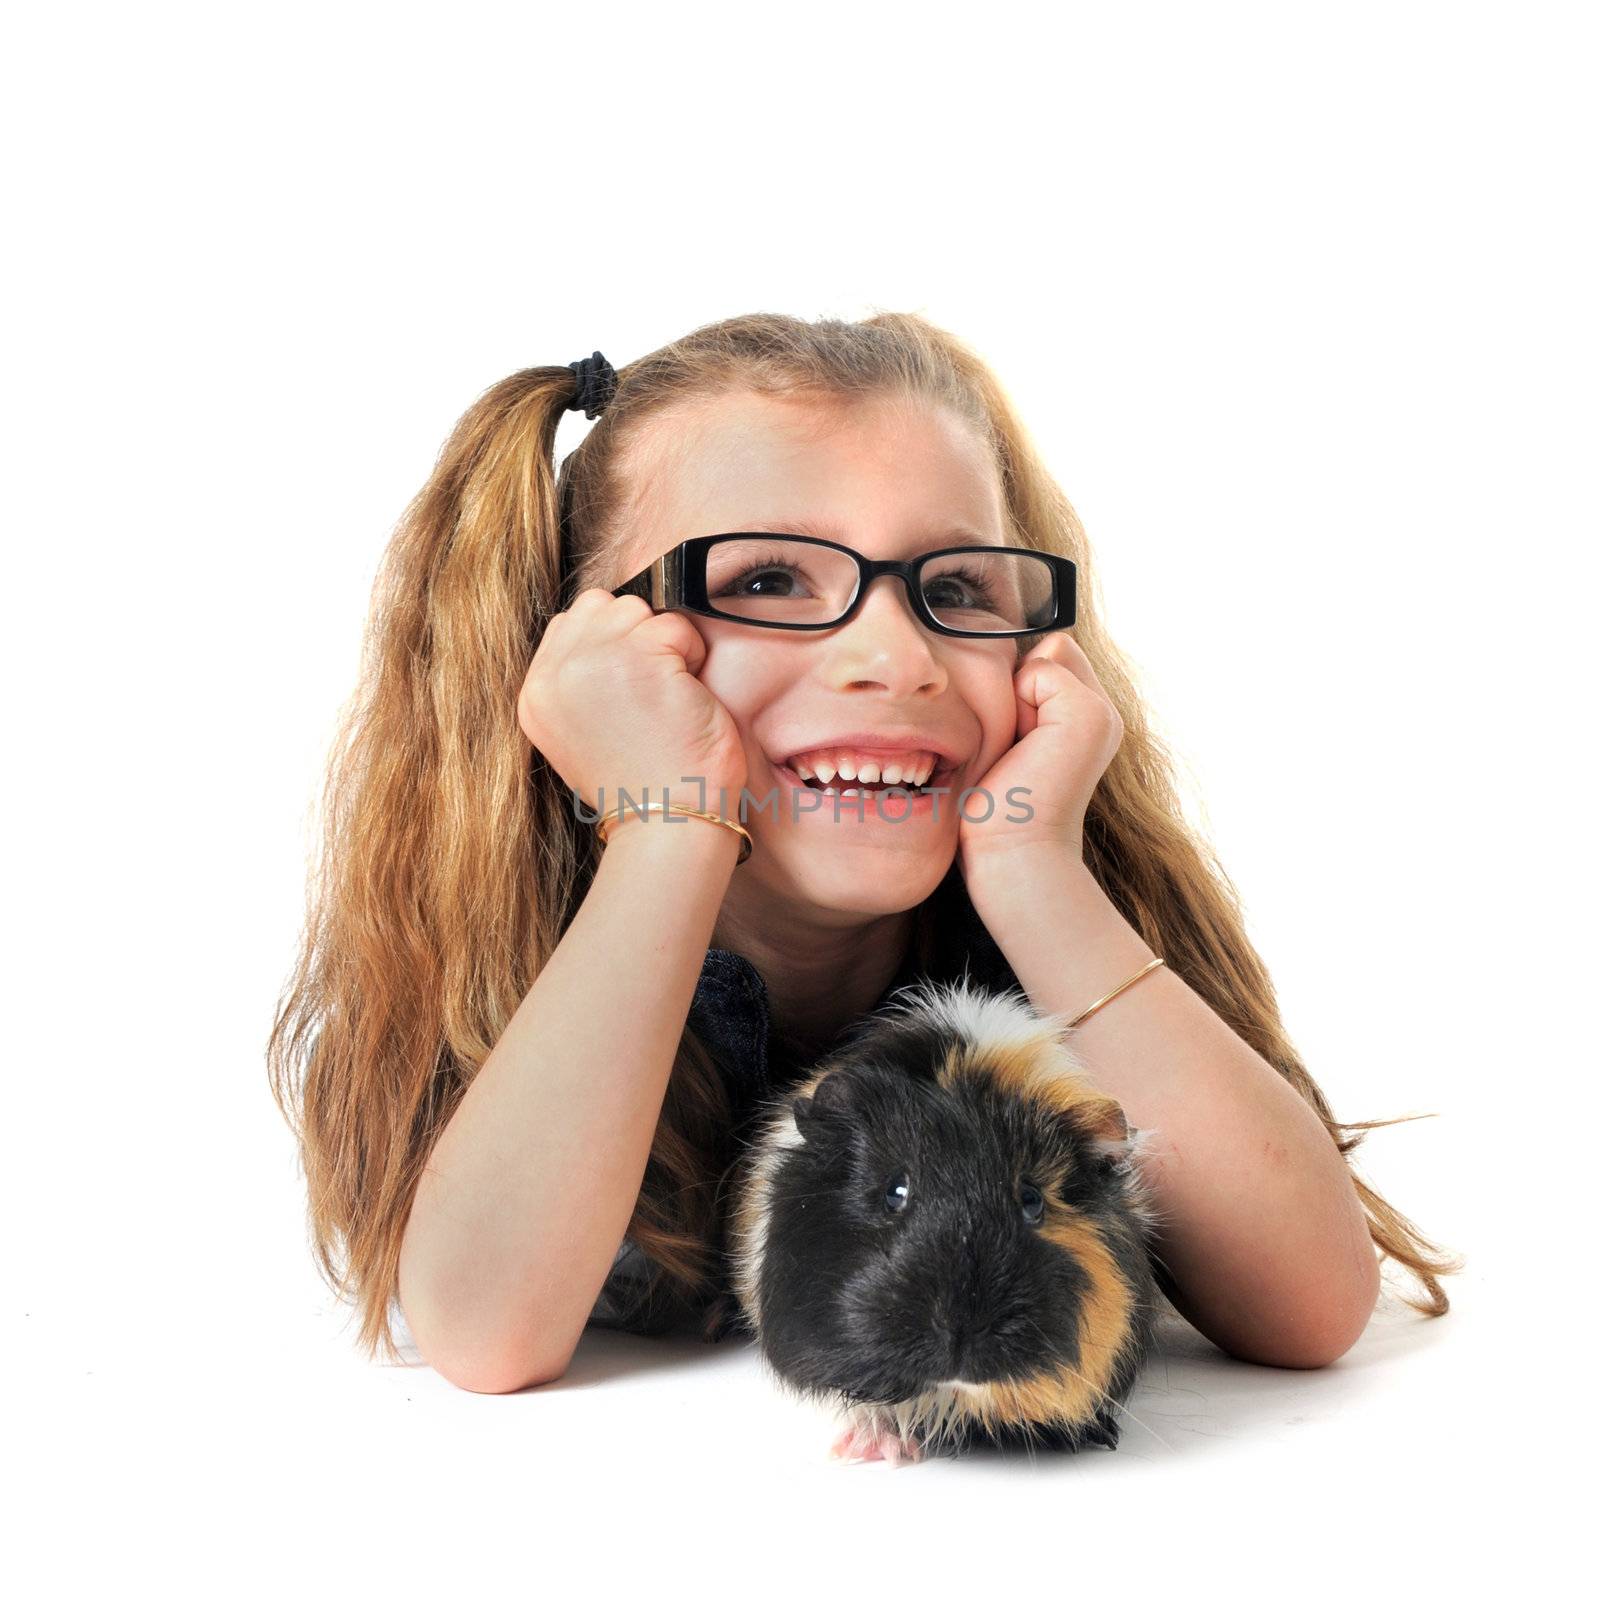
[828,1424,924,1467]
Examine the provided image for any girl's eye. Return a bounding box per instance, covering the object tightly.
[921,565,998,610]
[1019,1182,1045,1225]
[711,559,810,599]
[883,1171,911,1215]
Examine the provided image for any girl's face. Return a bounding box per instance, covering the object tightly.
[606,390,1021,916]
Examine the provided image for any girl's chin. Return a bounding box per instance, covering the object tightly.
[749,821,957,905]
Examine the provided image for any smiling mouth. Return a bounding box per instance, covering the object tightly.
[774,761,957,798]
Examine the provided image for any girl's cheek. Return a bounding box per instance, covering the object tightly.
[969,660,1020,761]
[697,658,771,760]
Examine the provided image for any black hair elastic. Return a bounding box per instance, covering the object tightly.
[565,351,618,419]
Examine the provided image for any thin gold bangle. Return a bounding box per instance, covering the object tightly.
[1067,956,1166,1030]
[594,802,754,864]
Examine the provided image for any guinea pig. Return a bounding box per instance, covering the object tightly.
[723,974,1168,1464]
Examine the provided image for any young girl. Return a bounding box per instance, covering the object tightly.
[266,311,1461,1394]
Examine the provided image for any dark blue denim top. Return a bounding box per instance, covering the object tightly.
[686,882,1020,1127]
[584,880,1023,1330]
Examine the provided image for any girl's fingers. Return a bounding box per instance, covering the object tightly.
[1014,654,1121,746]
[1020,633,1114,709]
[546,588,701,667]
[537,587,629,657]
[586,588,656,640]
[1013,656,1074,740]
[631,608,709,677]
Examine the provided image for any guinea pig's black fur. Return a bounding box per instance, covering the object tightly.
[725,974,1168,1460]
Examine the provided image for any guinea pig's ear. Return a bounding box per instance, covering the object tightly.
[791,1068,856,1142]
[1068,1090,1129,1145]
[1060,1093,1141,1177]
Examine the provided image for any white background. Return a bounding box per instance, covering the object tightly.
[7,1,1593,1592]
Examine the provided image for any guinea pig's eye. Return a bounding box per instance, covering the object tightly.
[883,1171,911,1216]
[1019,1182,1045,1225]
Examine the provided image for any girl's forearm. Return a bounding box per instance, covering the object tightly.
[397,815,742,1393]
[965,849,1380,1369]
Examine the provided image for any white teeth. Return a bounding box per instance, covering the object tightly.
[781,748,945,789]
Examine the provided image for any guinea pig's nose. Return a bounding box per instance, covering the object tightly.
[934,1311,976,1371]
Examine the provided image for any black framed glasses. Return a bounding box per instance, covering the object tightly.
[610,533,1076,639]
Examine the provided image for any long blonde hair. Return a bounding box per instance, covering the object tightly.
[267,310,1463,1364]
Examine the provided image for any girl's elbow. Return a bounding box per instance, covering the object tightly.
[1218,1254,1381,1370]
[434,1348,572,1393]
[1278,1254,1382,1369]
[1221,1320,1361,1370]
[1274,1193,1383,1368]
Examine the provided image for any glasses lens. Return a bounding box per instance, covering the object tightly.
[703,537,860,624]
[700,538,1058,633]
[918,549,1057,632]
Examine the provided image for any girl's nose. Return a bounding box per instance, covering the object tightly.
[823,575,949,690]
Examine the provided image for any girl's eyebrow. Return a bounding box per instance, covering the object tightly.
[733,516,1001,549]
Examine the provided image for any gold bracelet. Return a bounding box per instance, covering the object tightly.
[1067,956,1166,1030]
[594,801,754,864]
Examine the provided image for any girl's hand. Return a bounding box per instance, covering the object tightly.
[518,588,749,815]
[957,633,1123,879]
